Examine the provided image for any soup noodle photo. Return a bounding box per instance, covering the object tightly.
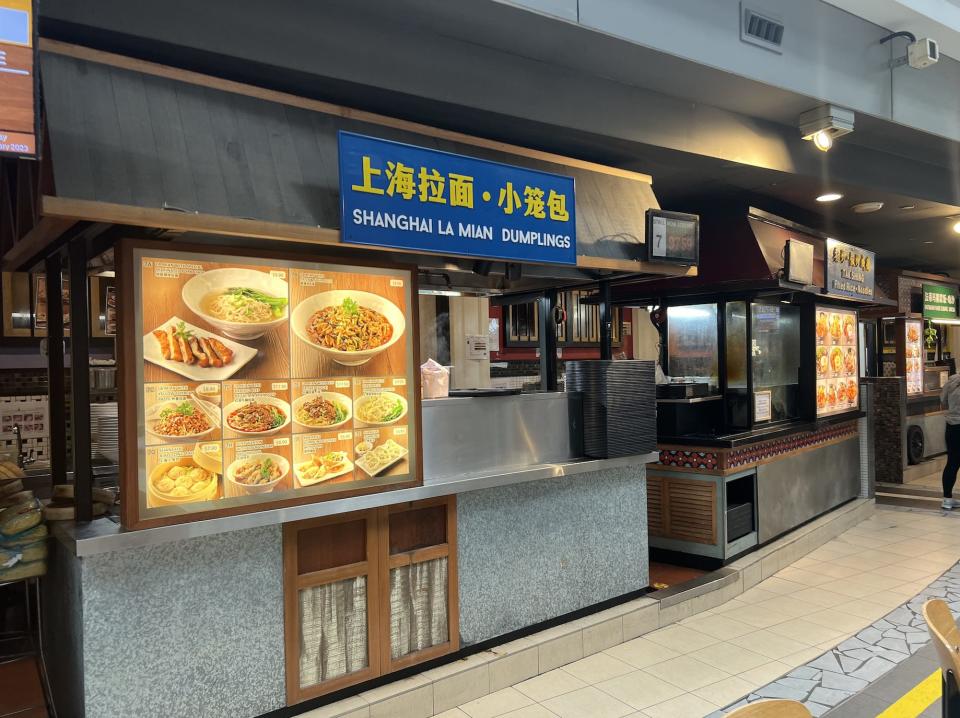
[202,287,287,324]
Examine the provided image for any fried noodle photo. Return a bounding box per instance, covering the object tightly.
[152,402,211,437]
[306,297,393,352]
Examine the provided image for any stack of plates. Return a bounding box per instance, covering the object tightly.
[565,360,657,459]
[89,403,119,463]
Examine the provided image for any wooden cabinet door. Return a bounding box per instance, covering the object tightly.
[378,497,459,673]
[283,509,381,704]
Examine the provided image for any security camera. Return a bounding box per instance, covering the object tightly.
[908,38,939,69]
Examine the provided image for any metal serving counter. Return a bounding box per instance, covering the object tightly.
[55,392,657,556]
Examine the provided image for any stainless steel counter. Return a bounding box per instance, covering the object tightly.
[53,392,656,556]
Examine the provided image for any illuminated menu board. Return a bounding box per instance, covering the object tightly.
[124,245,419,528]
[0,0,37,157]
[814,306,859,417]
[904,319,923,396]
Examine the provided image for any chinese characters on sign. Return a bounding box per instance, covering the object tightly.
[922,283,958,320]
[339,131,576,264]
[824,239,875,300]
[0,0,36,157]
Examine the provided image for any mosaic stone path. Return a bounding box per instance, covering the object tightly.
[709,559,960,717]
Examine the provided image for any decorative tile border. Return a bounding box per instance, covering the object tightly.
[658,421,858,474]
[711,555,960,717]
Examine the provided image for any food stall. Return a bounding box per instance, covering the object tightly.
[4,42,695,718]
[611,209,880,564]
[870,273,959,474]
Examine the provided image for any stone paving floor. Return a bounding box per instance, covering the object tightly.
[439,506,960,718]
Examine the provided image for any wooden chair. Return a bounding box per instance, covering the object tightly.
[726,700,812,717]
[923,598,960,716]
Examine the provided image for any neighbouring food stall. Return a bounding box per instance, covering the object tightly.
[1,41,694,718]
[868,272,959,477]
[610,208,881,565]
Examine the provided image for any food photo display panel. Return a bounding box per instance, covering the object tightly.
[814,305,859,418]
[120,242,421,529]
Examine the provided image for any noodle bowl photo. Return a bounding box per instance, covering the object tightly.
[182,268,289,340]
[292,392,352,431]
[222,396,291,436]
[291,290,405,367]
[354,392,407,427]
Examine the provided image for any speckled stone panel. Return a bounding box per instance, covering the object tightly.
[457,465,648,645]
[80,525,285,718]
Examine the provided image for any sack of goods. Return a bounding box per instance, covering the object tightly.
[0,497,47,582]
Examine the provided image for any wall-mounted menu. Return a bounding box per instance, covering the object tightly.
[904,319,923,396]
[815,306,859,417]
[127,245,418,528]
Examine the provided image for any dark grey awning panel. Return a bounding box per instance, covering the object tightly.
[40,51,658,263]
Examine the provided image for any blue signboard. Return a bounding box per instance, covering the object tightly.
[338,131,577,265]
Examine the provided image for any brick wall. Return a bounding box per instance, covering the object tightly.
[873,377,905,484]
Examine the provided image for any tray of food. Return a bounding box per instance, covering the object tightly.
[294,451,353,486]
[354,439,408,478]
[143,317,257,381]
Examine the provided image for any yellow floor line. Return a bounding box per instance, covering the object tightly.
[876,669,941,718]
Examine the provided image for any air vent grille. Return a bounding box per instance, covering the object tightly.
[741,4,784,53]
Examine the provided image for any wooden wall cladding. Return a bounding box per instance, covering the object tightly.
[646,474,716,546]
[283,496,458,705]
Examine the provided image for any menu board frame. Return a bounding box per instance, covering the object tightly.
[814,304,860,418]
[902,318,924,396]
[117,240,422,530]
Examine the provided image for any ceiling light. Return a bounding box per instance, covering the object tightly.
[817,193,843,202]
[812,130,833,151]
[953,221,960,234]
[852,202,884,214]
[924,240,934,244]
[799,104,854,151]
[899,204,916,210]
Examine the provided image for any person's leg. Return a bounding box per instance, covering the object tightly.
[943,424,960,502]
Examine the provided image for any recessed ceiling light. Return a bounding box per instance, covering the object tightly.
[852,201,884,213]
[924,240,934,244]
[899,204,916,210]
[817,193,843,202]
[953,221,960,234]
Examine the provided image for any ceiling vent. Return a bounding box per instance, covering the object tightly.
[741,4,784,53]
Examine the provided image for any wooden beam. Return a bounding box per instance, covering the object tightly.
[39,39,654,186]
[2,214,76,270]
[40,195,341,247]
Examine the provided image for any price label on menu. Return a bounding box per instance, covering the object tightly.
[130,246,420,529]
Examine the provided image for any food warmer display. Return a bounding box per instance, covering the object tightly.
[120,242,420,529]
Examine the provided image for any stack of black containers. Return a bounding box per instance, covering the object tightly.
[565,360,657,459]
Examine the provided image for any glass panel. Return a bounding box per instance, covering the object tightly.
[298,576,368,688]
[752,303,801,422]
[666,304,719,392]
[724,301,749,429]
[390,557,449,660]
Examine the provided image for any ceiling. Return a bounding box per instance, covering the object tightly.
[824,0,960,59]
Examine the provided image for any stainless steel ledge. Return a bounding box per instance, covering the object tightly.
[54,452,657,557]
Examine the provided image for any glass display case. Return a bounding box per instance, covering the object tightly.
[660,296,862,439]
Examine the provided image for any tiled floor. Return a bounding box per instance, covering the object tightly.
[440,507,960,718]
[0,657,48,718]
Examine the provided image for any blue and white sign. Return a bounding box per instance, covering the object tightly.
[338,131,577,265]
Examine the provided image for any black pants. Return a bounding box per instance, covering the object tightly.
[944,424,960,498]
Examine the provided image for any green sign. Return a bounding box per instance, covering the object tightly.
[923,283,958,319]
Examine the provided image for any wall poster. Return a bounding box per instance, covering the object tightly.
[904,319,923,396]
[814,305,859,417]
[122,243,420,529]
